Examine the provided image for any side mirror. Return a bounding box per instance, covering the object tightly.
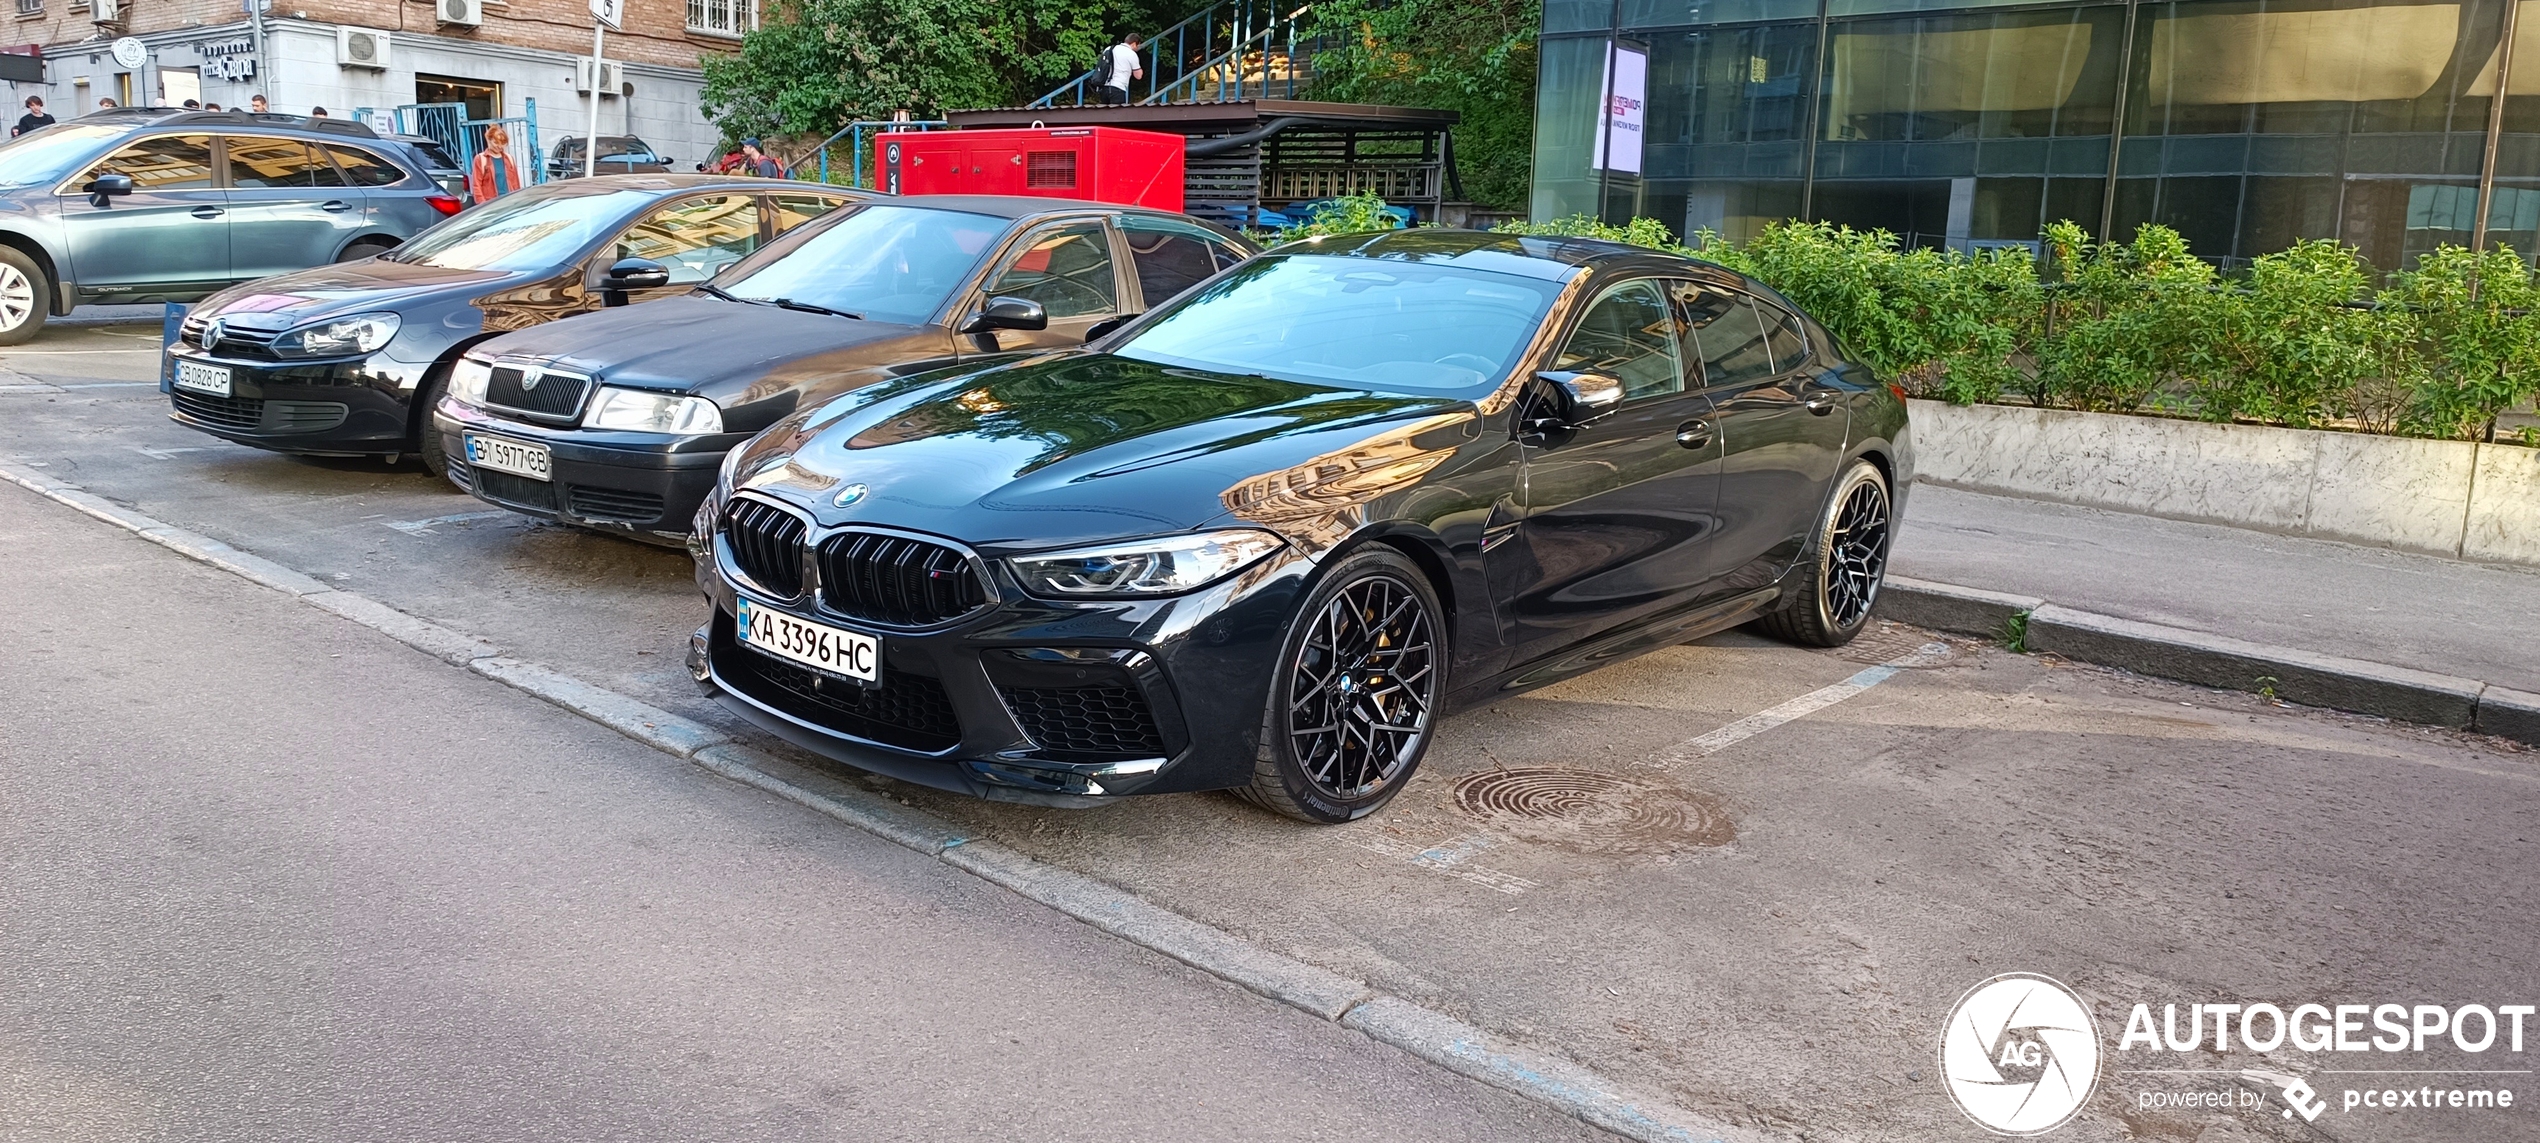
[961,295,1048,334]
[598,257,670,307]
[1518,371,1625,442]
[85,172,133,207]
[1083,313,1139,343]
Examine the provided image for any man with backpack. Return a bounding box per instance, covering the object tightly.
[741,138,787,179]
[1097,33,1143,104]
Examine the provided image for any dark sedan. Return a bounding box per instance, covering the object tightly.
[433,196,1255,545]
[163,175,859,469]
[684,229,1912,821]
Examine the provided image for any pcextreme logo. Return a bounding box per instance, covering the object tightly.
[1939,973,2103,1136]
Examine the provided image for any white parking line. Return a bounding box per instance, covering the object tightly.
[134,446,211,460]
[1646,641,1949,766]
[0,383,62,394]
[383,510,513,536]
[1348,832,1538,895]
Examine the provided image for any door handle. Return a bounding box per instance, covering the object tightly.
[1803,389,1839,415]
[1675,419,1714,450]
[320,200,352,213]
[191,206,224,219]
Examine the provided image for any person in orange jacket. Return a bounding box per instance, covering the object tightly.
[467,123,519,206]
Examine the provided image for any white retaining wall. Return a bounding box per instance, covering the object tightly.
[1908,400,2540,568]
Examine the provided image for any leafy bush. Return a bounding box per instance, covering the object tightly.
[1258,192,1407,243]
[1487,207,2539,441]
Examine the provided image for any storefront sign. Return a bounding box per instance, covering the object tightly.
[1595,42,1646,175]
[200,37,255,81]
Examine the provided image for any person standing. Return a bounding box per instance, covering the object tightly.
[1097,33,1143,104]
[310,106,328,118]
[468,123,518,205]
[95,97,117,111]
[13,96,53,137]
[249,95,268,114]
[740,138,785,179]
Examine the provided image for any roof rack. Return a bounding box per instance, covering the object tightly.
[135,108,382,139]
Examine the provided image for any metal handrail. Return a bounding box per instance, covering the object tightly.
[1143,17,1298,105]
[806,119,953,188]
[1030,0,1314,108]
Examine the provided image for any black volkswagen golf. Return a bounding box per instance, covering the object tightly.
[165,175,859,469]
[434,196,1255,544]
[687,229,1911,822]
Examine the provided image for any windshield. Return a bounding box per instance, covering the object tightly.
[1117,254,1567,394]
[713,203,1004,325]
[0,123,126,188]
[386,187,656,272]
[561,136,653,159]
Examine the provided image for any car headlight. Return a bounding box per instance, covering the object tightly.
[583,386,724,434]
[448,356,493,406]
[271,312,399,358]
[1009,529,1285,598]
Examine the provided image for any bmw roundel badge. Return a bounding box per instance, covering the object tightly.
[833,482,870,508]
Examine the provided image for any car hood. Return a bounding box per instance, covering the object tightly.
[471,294,939,395]
[191,260,533,329]
[724,352,1487,553]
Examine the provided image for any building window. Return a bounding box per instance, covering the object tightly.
[16,0,42,18]
[686,0,755,37]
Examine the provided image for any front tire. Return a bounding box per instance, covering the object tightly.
[413,370,452,479]
[336,238,396,263]
[0,247,51,346]
[1755,459,1894,648]
[1240,547,1445,824]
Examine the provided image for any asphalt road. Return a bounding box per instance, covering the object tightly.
[4,311,2535,1142]
[0,463,1611,1143]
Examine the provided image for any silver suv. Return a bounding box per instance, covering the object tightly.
[0,108,459,344]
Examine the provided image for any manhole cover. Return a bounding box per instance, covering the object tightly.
[1452,768,1735,854]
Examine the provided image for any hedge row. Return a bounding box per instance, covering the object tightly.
[1488,214,2540,444]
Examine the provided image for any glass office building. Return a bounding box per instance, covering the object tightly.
[1533,0,2540,268]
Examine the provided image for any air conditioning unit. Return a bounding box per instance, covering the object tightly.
[437,0,482,26]
[89,0,119,25]
[336,26,391,69]
[573,58,621,96]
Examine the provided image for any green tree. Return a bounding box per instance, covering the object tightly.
[700,0,1183,144]
[1302,0,1541,211]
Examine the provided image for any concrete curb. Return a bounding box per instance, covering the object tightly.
[1873,579,2531,745]
[2472,686,2540,745]
[0,461,1770,1143]
[2025,605,2486,729]
[1342,997,1744,1143]
[1875,576,2040,640]
[943,839,1378,1022]
[469,657,729,757]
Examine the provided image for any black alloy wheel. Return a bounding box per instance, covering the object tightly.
[1242,546,1443,823]
[1756,459,1893,648]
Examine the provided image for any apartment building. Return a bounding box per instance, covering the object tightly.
[4,0,756,172]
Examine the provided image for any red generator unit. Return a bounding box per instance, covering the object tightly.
[876,126,1185,212]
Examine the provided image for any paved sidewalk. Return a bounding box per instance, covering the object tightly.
[1895,484,2540,686]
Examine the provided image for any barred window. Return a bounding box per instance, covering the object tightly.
[685,0,756,37]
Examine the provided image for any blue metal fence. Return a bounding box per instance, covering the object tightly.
[809,120,953,188]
